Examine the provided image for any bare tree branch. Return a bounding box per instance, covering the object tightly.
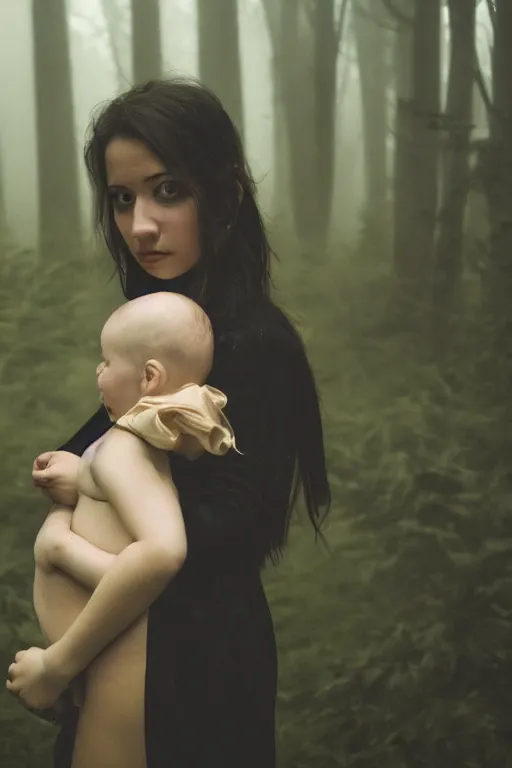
[379,0,412,25]
[261,0,279,52]
[352,0,405,32]
[336,0,350,48]
[472,7,494,120]
[100,0,126,89]
[474,59,493,119]
[486,0,496,31]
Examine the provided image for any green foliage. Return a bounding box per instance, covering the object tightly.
[269,242,512,766]
[0,246,120,766]
[2,239,512,767]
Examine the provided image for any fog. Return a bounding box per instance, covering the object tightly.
[3,0,492,252]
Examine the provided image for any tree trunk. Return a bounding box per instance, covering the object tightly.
[0,143,7,238]
[353,0,389,247]
[132,0,162,85]
[392,0,441,320]
[270,51,291,220]
[410,0,441,298]
[311,0,343,250]
[392,5,414,285]
[262,0,341,255]
[281,1,312,243]
[262,2,290,219]
[431,0,476,356]
[484,0,512,360]
[101,0,127,90]
[197,0,244,139]
[32,0,83,262]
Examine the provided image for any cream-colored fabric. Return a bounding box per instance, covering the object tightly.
[114,384,237,460]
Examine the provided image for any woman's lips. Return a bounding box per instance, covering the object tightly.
[138,251,171,263]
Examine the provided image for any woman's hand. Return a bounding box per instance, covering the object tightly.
[34,506,73,571]
[32,451,81,507]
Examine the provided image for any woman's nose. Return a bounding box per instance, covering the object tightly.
[96,362,104,376]
[131,199,159,239]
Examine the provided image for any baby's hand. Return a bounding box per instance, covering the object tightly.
[6,647,71,710]
[32,451,81,507]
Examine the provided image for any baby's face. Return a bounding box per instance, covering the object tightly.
[96,330,143,422]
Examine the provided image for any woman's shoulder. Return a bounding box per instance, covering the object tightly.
[215,302,303,361]
[209,302,310,404]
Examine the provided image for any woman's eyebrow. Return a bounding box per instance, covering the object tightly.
[144,172,171,182]
[107,172,170,188]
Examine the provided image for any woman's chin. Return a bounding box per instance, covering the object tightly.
[137,258,176,280]
[135,256,196,281]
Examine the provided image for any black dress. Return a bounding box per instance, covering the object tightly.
[52,296,310,768]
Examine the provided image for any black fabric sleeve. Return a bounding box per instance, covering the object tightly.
[174,318,297,561]
[57,405,112,456]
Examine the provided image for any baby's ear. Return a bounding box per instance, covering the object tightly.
[142,359,167,393]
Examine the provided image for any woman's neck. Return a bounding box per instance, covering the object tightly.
[124,258,198,300]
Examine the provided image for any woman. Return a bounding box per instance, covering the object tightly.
[34,78,330,768]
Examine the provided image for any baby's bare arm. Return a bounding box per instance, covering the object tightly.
[35,504,114,591]
[53,533,116,591]
[44,429,187,680]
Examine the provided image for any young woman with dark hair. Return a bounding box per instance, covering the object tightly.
[10,78,330,768]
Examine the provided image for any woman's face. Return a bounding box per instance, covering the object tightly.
[105,137,201,280]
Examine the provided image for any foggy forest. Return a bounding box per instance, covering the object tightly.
[1,0,512,766]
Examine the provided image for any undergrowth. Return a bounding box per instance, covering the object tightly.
[1,239,511,767]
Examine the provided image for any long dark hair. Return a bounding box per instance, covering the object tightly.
[84,77,330,545]
[84,77,270,324]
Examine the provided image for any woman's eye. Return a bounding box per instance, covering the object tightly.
[109,190,134,211]
[155,180,181,203]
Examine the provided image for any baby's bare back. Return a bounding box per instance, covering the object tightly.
[34,478,148,767]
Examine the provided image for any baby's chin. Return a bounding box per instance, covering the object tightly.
[99,395,116,422]
[104,405,116,422]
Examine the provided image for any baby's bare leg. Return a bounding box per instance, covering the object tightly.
[71,616,148,768]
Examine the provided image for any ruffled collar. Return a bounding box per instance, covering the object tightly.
[114,383,238,460]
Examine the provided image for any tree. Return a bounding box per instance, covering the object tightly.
[262,0,346,254]
[431,0,476,355]
[197,0,244,139]
[391,0,441,317]
[131,0,162,85]
[101,0,129,90]
[482,0,512,362]
[0,142,7,238]
[32,0,83,262]
[310,0,347,251]
[353,0,390,246]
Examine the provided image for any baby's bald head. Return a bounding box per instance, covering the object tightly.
[102,292,213,389]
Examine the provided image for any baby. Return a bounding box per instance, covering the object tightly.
[7,292,236,768]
